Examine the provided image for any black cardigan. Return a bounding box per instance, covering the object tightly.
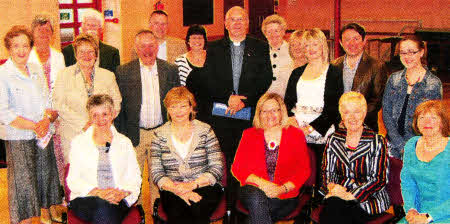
[284,64,343,136]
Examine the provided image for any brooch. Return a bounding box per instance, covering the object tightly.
[268,140,278,151]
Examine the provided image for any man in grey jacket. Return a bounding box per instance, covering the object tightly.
[114,29,179,216]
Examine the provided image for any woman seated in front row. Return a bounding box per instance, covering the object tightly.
[399,100,449,224]
[66,94,141,224]
[319,91,390,223]
[232,93,311,224]
[150,86,224,224]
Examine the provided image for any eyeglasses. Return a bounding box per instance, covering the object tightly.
[399,50,419,56]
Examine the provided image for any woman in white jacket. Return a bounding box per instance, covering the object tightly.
[67,94,141,224]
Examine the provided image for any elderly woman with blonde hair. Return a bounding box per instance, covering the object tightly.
[319,91,390,223]
[261,14,294,98]
[53,33,121,167]
[399,100,449,224]
[232,92,311,224]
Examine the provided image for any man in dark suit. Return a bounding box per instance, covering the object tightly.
[187,6,272,213]
[332,23,388,131]
[114,29,179,214]
[62,8,120,73]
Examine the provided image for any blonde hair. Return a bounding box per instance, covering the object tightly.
[338,91,367,115]
[253,92,289,129]
[301,28,329,62]
[412,100,449,136]
[163,87,197,121]
[261,14,287,35]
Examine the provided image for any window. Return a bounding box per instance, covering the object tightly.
[59,0,102,47]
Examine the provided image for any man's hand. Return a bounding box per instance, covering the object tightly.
[226,95,247,115]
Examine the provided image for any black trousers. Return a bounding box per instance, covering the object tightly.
[159,183,224,224]
[239,185,298,224]
[70,197,130,224]
[212,124,248,211]
[319,197,381,224]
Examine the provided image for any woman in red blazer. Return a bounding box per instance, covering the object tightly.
[232,92,311,224]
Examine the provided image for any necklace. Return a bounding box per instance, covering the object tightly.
[405,71,422,86]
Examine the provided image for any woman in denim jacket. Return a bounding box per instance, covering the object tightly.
[382,36,442,214]
[382,36,442,160]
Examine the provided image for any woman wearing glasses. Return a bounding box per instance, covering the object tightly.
[382,36,442,211]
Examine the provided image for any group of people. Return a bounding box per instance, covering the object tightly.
[0,5,448,224]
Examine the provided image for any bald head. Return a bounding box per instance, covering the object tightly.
[225,6,249,42]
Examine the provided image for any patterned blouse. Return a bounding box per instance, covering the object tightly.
[320,126,390,215]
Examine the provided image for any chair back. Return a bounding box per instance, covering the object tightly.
[304,146,317,187]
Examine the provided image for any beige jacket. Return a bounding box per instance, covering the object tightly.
[52,65,122,160]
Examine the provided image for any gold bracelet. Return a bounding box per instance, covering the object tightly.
[282,184,288,193]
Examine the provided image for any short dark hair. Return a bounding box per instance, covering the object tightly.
[150,10,168,18]
[185,24,207,50]
[341,23,366,40]
[31,13,54,33]
[4,25,34,50]
[86,94,115,112]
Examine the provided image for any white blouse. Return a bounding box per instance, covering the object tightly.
[171,134,194,159]
[294,65,334,144]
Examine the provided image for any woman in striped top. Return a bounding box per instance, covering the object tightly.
[319,92,390,223]
[174,25,207,86]
[150,87,224,224]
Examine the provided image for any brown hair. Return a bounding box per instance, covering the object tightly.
[163,86,197,121]
[31,13,54,33]
[399,35,425,51]
[288,30,304,58]
[253,92,289,129]
[73,33,99,58]
[86,94,115,113]
[4,25,34,50]
[412,100,449,136]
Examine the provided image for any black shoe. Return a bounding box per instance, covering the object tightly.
[393,204,405,222]
[136,204,145,223]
